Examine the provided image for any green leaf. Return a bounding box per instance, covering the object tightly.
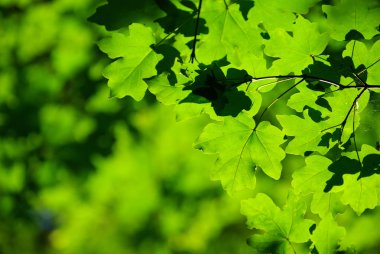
[310,191,345,217]
[174,103,223,121]
[146,73,189,105]
[323,87,369,143]
[241,193,314,254]
[287,80,370,143]
[196,2,262,66]
[99,23,162,100]
[292,155,332,195]
[339,173,378,215]
[146,62,192,105]
[322,0,380,40]
[194,113,285,194]
[332,145,380,215]
[299,86,370,145]
[194,113,256,194]
[287,84,325,113]
[247,0,319,31]
[343,40,380,85]
[278,111,330,155]
[264,16,329,74]
[249,121,286,179]
[292,155,346,216]
[311,214,346,254]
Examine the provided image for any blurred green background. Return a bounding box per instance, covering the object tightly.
[0,0,254,253]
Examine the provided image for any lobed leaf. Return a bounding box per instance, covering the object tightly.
[194,113,285,194]
[331,145,380,215]
[278,111,330,155]
[311,214,346,254]
[247,0,319,31]
[292,155,346,216]
[241,193,314,254]
[196,1,262,66]
[322,0,380,41]
[99,23,162,100]
[264,16,329,74]
[343,40,380,85]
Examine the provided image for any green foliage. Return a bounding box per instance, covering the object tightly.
[195,2,262,65]
[194,114,285,194]
[264,15,329,74]
[99,23,163,100]
[241,193,314,254]
[344,40,380,84]
[322,0,380,40]
[94,0,380,253]
[0,1,251,254]
[311,214,346,254]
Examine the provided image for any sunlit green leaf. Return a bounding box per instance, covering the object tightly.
[146,72,191,105]
[264,16,329,74]
[278,111,329,155]
[332,145,380,215]
[247,0,319,31]
[241,193,314,254]
[197,1,262,66]
[194,113,285,194]
[311,214,346,254]
[343,40,380,85]
[322,0,380,40]
[99,23,163,100]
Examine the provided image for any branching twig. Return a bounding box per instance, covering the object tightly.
[247,70,379,154]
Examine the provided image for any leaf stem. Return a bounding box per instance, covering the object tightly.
[155,16,195,47]
[190,0,203,63]
[254,79,304,127]
[352,101,361,164]
[251,75,380,89]
[321,88,367,134]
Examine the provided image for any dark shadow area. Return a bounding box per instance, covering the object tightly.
[324,156,361,192]
[180,58,252,117]
[89,0,208,39]
[247,237,286,254]
[304,49,361,90]
[153,44,181,83]
[345,29,365,41]
[324,154,380,192]
[315,97,332,112]
[88,0,165,30]
[235,0,254,20]
[327,55,357,80]
[305,60,345,87]
[306,106,323,122]
[155,0,208,37]
[317,133,332,150]
[360,154,380,177]
[318,128,341,149]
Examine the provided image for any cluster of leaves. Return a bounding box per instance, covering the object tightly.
[94,0,380,253]
[0,1,251,254]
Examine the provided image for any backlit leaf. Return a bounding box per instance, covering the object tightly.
[241,193,314,254]
[99,23,163,100]
[194,113,285,194]
[264,16,329,74]
[311,214,346,254]
[322,0,380,40]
